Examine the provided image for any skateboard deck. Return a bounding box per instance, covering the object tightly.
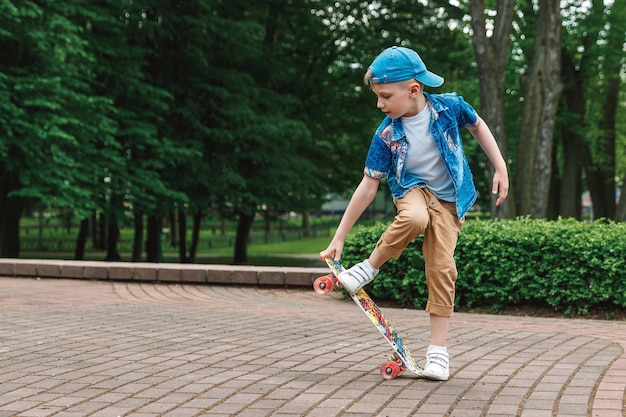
[314,257,424,379]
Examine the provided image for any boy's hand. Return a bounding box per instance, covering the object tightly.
[492,169,509,206]
[319,240,344,262]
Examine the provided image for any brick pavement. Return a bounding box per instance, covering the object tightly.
[0,260,624,417]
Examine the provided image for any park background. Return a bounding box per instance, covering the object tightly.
[2,1,626,317]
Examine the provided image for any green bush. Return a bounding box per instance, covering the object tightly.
[342,218,626,317]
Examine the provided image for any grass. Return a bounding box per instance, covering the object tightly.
[190,235,329,266]
[156,236,330,266]
[205,235,329,255]
[19,215,377,267]
[21,235,331,267]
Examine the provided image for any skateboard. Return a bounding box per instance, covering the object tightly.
[314,257,424,379]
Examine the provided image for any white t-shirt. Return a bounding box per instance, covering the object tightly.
[402,106,456,202]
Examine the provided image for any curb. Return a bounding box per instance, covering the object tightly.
[0,258,328,288]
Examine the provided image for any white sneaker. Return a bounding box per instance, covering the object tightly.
[337,260,379,293]
[423,345,449,381]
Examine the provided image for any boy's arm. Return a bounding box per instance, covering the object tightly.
[467,117,509,206]
[319,175,380,261]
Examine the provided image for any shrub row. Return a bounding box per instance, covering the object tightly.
[341,218,626,317]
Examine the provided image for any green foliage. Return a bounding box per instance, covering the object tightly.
[342,218,626,316]
[1,1,119,216]
[1,0,624,260]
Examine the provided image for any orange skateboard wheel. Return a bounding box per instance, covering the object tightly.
[380,360,401,380]
[313,274,335,294]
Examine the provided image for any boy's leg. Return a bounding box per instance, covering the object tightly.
[338,188,429,292]
[429,314,449,347]
[421,190,463,380]
[373,188,430,262]
[422,195,462,322]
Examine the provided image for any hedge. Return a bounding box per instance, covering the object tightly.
[341,218,626,317]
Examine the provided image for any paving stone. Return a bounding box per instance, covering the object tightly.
[0,269,624,417]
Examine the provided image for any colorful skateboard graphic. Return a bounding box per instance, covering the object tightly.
[314,257,424,379]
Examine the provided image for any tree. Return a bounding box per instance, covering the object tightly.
[468,0,516,218]
[556,0,625,220]
[559,1,603,220]
[4,0,623,262]
[0,0,119,257]
[514,0,562,218]
[208,0,327,264]
[583,0,625,220]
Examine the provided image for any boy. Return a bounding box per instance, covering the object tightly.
[319,46,509,381]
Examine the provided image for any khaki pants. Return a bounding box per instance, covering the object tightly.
[375,188,463,317]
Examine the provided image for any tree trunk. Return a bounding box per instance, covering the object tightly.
[559,49,588,219]
[587,1,623,220]
[178,209,188,263]
[98,211,107,250]
[557,0,623,220]
[91,212,99,250]
[546,147,560,220]
[598,82,617,219]
[104,221,121,261]
[5,201,21,258]
[132,211,143,262]
[263,213,271,244]
[0,180,23,258]
[233,212,254,265]
[146,215,162,262]
[559,130,583,219]
[188,210,203,264]
[468,0,516,218]
[169,209,178,247]
[74,218,89,260]
[516,71,541,216]
[516,0,562,218]
[302,210,311,237]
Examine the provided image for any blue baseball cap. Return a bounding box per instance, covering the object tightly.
[368,46,444,87]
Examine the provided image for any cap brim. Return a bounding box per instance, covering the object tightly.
[418,72,444,88]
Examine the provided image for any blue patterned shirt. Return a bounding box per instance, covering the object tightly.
[363,92,479,219]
